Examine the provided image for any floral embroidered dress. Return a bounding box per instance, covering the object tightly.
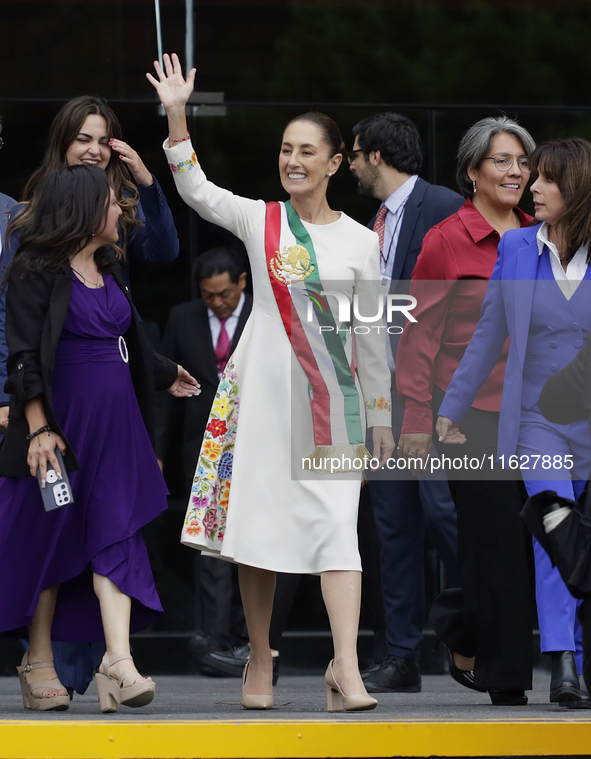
[165,140,391,574]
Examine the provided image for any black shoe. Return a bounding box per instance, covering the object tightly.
[488,689,528,706]
[363,656,421,693]
[562,688,591,709]
[446,647,486,693]
[361,662,381,679]
[188,634,212,666]
[549,651,580,703]
[201,644,279,685]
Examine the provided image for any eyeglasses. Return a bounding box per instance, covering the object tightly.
[347,149,364,165]
[483,153,530,172]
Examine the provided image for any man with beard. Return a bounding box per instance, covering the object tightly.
[349,113,463,693]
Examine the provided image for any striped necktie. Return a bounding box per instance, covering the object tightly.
[373,204,388,253]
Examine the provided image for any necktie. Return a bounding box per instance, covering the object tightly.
[215,318,231,376]
[373,204,388,254]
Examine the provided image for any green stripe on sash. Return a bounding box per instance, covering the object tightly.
[285,202,363,446]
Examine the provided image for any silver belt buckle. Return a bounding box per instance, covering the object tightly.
[118,336,129,363]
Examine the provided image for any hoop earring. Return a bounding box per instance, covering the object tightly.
[472,180,476,194]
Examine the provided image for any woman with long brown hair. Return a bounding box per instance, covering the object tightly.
[0,95,179,432]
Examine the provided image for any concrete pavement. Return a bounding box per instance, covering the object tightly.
[0,667,589,721]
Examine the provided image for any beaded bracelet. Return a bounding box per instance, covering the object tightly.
[26,425,52,440]
[168,132,191,145]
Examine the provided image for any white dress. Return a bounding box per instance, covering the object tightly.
[165,140,391,574]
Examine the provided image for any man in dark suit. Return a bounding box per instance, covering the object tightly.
[0,118,17,435]
[349,113,464,693]
[156,247,251,659]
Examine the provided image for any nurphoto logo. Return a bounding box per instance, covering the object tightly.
[304,290,417,335]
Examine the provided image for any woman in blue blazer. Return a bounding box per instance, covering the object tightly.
[437,138,591,704]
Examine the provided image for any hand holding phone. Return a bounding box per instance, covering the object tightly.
[36,448,74,512]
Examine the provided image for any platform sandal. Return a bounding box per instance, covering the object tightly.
[17,651,70,711]
[95,653,155,713]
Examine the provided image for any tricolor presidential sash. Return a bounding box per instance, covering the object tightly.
[265,200,369,472]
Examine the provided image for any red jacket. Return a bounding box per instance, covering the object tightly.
[397,198,533,435]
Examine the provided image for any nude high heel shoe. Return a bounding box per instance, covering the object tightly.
[240,661,274,710]
[325,660,378,712]
[17,651,70,711]
[95,653,155,713]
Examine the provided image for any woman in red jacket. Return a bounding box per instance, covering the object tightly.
[395,116,535,705]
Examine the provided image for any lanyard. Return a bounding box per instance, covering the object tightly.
[380,200,407,276]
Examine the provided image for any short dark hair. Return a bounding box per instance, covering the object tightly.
[192,247,246,288]
[287,112,346,159]
[530,138,591,261]
[352,113,422,174]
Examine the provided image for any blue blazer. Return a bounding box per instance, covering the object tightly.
[0,192,15,248]
[0,193,16,411]
[438,223,591,458]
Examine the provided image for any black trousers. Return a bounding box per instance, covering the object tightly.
[430,387,534,691]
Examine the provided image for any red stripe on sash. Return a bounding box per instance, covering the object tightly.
[264,202,332,445]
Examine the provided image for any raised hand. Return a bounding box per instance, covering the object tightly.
[109,139,153,187]
[146,53,196,112]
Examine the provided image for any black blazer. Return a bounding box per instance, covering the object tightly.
[0,255,178,478]
[155,293,252,486]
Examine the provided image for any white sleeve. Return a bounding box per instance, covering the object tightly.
[163,139,266,242]
[353,233,392,428]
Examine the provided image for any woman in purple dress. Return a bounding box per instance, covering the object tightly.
[0,95,181,698]
[0,165,198,712]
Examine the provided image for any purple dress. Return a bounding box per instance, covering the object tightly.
[0,272,167,640]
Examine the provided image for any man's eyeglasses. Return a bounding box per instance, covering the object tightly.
[483,153,530,172]
[347,149,364,165]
